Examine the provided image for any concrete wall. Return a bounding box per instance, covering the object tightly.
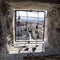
[9,1,60,51]
[48,4,60,51]
[0,1,60,51]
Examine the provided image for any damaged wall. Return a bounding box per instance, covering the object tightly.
[0,0,60,52]
[0,1,60,60]
[48,4,60,51]
[9,1,60,51]
[0,1,13,60]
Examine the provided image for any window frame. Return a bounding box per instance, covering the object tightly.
[13,9,46,44]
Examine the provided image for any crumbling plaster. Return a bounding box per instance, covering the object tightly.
[0,1,60,58]
[9,1,60,51]
[48,4,60,51]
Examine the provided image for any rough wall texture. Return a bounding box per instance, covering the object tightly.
[48,4,60,51]
[0,1,13,60]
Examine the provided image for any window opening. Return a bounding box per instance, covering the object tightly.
[12,10,46,53]
[15,10,45,42]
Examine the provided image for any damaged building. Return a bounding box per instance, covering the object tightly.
[0,0,60,60]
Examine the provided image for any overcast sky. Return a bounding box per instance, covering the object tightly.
[16,11,44,17]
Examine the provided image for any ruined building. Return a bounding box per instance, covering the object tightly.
[0,0,60,60]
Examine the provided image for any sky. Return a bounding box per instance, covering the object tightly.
[16,11,44,17]
[16,11,44,21]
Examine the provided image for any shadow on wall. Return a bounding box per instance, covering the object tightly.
[1,52,60,60]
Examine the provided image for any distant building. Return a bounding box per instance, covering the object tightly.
[16,20,25,26]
